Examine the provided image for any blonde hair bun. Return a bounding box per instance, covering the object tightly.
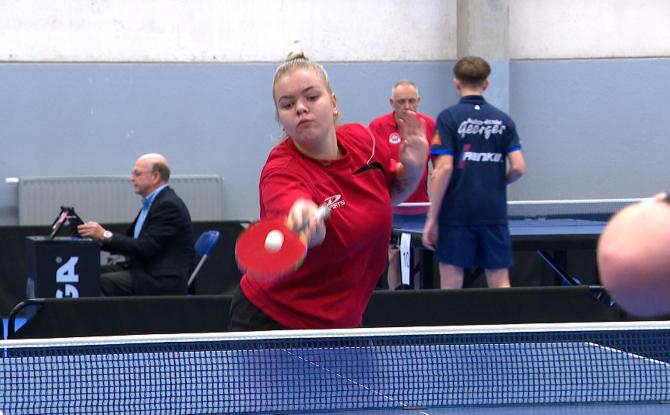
[286,50,307,62]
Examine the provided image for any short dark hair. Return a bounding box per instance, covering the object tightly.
[152,161,171,182]
[453,56,491,87]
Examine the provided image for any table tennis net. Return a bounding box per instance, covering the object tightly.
[1,321,669,414]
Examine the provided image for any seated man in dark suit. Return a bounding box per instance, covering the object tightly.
[78,153,195,296]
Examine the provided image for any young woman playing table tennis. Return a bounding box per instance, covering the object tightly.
[229,52,428,330]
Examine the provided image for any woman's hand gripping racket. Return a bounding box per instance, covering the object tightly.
[235,204,330,280]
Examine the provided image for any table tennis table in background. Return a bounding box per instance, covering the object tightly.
[392,199,642,289]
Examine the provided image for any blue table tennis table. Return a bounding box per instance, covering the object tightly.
[393,216,608,288]
[309,403,669,414]
[276,327,670,415]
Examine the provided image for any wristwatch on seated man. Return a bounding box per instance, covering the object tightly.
[102,230,113,243]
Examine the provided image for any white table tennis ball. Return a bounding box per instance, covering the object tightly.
[264,230,284,252]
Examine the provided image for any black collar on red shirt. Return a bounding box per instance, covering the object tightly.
[353,162,384,175]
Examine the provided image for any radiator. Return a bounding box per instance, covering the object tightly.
[17,175,224,225]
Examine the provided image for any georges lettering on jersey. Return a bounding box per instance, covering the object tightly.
[324,194,346,210]
[388,132,401,145]
[458,118,507,139]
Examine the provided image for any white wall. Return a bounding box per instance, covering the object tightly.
[0,0,457,62]
[6,1,670,63]
[510,0,670,59]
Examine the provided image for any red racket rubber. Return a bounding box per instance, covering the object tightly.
[235,205,330,279]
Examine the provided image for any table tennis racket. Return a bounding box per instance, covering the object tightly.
[235,205,330,280]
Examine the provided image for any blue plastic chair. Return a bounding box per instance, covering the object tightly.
[187,230,220,290]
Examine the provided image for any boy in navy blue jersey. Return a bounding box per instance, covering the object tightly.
[423,56,526,289]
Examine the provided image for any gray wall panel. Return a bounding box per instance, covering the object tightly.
[0,62,456,225]
[509,58,670,200]
[4,58,663,225]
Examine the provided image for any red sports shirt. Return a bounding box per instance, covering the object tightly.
[368,112,435,214]
[240,123,395,329]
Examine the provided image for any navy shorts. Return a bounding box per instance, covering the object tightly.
[435,224,514,269]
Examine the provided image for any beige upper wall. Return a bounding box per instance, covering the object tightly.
[510,0,670,59]
[2,0,669,62]
[0,0,457,62]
